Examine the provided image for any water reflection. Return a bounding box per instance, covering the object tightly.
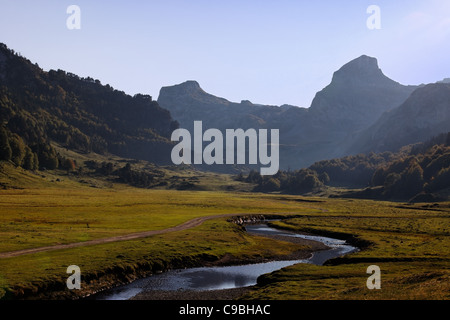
[95,224,358,300]
[246,224,358,266]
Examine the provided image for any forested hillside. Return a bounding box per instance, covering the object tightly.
[248,133,450,201]
[0,43,178,171]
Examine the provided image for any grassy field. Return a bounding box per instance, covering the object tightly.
[0,172,449,300]
[0,187,323,253]
[241,200,450,300]
[0,186,318,299]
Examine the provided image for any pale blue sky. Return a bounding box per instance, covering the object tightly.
[1,0,449,107]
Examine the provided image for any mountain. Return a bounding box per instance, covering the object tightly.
[349,83,450,153]
[3,42,446,175]
[157,80,302,133]
[308,55,417,133]
[158,55,418,169]
[0,43,178,166]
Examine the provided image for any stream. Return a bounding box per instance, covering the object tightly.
[93,223,358,300]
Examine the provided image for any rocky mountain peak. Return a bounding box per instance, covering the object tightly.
[438,78,450,84]
[308,55,416,132]
[162,80,203,95]
[179,80,201,89]
[331,55,387,85]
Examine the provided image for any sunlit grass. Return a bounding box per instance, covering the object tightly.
[241,201,450,300]
[0,185,448,300]
[0,187,320,299]
[0,188,319,253]
[0,218,307,299]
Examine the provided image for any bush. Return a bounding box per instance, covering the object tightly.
[61,158,76,171]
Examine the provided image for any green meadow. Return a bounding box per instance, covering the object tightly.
[242,200,450,300]
[0,187,315,299]
[0,182,448,300]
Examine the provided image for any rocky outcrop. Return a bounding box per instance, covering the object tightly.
[228,215,267,225]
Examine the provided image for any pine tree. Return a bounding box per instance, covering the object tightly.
[22,147,38,170]
[9,134,26,166]
[0,126,12,161]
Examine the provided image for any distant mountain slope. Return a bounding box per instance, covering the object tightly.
[158,56,418,169]
[158,80,304,133]
[349,83,450,154]
[250,132,450,201]
[0,43,178,165]
[308,55,417,133]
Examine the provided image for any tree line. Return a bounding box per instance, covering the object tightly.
[242,132,450,201]
[0,125,77,171]
[0,42,178,167]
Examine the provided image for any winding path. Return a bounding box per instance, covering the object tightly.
[0,211,317,259]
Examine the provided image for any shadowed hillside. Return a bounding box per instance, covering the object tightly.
[0,43,178,168]
[349,83,450,154]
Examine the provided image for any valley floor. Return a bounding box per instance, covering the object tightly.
[0,185,448,300]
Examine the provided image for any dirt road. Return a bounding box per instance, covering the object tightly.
[0,212,297,259]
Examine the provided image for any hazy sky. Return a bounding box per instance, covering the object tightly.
[1,0,449,107]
